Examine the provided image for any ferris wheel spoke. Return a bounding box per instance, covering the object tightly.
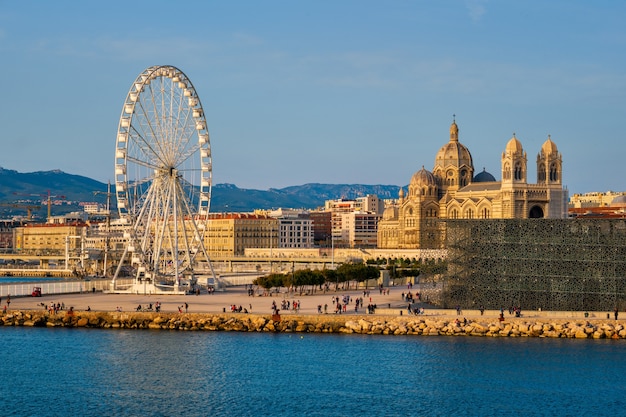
[136,86,171,165]
[172,106,195,160]
[126,155,161,172]
[128,124,168,167]
[174,142,202,168]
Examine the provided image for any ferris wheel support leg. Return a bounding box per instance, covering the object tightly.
[112,246,129,289]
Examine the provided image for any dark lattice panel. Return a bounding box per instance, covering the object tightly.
[443,219,626,311]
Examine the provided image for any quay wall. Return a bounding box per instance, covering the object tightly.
[2,310,626,339]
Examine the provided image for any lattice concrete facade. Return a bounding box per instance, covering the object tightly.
[443,219,626,311]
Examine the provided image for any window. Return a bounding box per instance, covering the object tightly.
[550,163,558,182]
[503,163,511,180]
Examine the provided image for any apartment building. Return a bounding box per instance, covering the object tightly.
[204,213,278,259]
[324,195,384,248]
[14,223,86,255]
[340,211,381,248]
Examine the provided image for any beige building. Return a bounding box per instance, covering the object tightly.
[204,213,278,259]
[569,191,626,208]
[325,195,384,247]
[14,223,86,256]
[341,211,380,248]
[378,119,568,249]
[264,208,314,249]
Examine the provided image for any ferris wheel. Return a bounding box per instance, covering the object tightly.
[112,65,213,293]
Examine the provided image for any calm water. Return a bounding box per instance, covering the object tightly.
[0,277,64,284]
[1,328,625,417]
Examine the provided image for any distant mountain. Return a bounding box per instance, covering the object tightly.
[213,183,402,211]
[0,167,107,202]
[0,168,401,217]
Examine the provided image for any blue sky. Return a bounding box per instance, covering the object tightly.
[0,1,624,193]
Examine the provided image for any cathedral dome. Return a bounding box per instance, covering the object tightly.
[473,168,496,182]
[382,205,398,220]
[410,167,437,187]
[434,121,473,169]
[435,141,473,169]
[541,136,558,155]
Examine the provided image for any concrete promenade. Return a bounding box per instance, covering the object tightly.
[3,284,618,322]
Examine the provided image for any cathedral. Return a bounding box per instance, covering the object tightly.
[377,119,568,249]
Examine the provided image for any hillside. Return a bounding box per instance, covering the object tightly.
[0,168,401,217]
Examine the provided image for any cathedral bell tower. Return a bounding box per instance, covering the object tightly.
[501,134,527,184]
[536,135,562,185]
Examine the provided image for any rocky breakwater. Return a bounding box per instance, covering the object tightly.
[341,317,626,339]
[2,311,626,339]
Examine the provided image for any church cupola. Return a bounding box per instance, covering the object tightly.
[450,119,459,142]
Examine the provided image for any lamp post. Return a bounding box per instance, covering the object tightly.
[331,230,334,269]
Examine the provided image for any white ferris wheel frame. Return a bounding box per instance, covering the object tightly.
[113,65,213,289]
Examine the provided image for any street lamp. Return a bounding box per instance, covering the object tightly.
[331,230,334,269]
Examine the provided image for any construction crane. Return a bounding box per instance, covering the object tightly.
[93,182,114,277]
[13,191,66,220]
[0,203,42,220]
[93,181,114,217]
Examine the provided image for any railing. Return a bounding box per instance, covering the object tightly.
[0,278,129,298]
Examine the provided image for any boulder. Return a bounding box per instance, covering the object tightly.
[344,320,362,333]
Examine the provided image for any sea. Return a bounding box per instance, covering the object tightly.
[0,328,624,417]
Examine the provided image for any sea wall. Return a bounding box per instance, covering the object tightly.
[2,310,626,339]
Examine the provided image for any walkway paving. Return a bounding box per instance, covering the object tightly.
[3,284,618,322]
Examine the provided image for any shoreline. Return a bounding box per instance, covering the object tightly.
[2,309,625,339]
[2,285,625,338]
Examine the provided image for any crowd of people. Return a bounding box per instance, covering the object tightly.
[135,302,163,312]
[230,304,250,313]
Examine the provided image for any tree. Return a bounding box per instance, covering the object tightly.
[336,262,380,289]
[321,268,339,291]
[291,269,326,294]
[253,273,286,293]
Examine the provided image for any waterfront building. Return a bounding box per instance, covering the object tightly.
[340,211,380,248]
[569,191,626,209]
[378,119,569,249]
[324,195,384,247]
[14,223,86,257]
[568,194,626,218]
[0,220,24,250]
[265,209,313,249]
[324,194,384,214]
[309,210,331,247]
[203,213,278,259]
[445,218,626,311]
[48,211,88,225]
